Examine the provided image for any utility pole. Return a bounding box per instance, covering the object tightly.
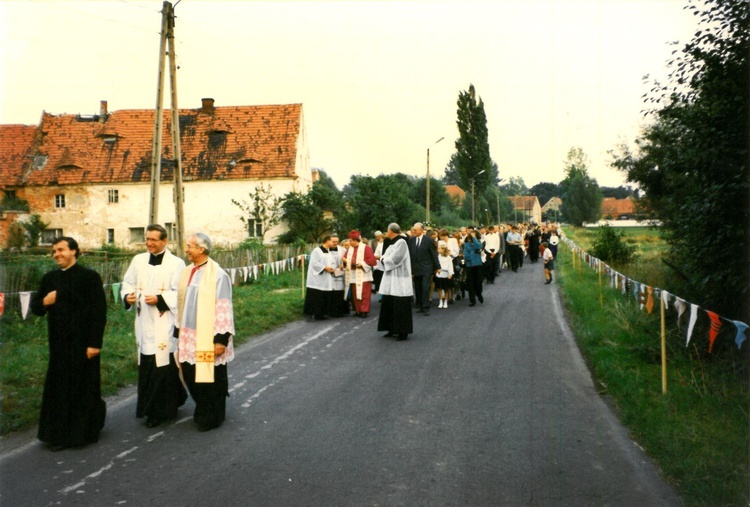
[166,3,185,257]
[148,1,185,256]
[148,2,169,225]
[425,136,444,224]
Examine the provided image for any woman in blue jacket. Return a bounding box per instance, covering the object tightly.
[463,230,484,306]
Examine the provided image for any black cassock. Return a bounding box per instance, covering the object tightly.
[31,263,107,447]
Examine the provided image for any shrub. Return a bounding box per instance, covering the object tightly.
[590,224,638,264]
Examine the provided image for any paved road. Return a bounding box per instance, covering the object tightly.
[0,260,682,506]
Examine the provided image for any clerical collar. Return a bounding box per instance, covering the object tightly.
[148,250,166,266]
[320,246,329,253]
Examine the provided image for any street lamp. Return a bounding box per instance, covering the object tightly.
[426,136,444,223]
[470,169,486,225]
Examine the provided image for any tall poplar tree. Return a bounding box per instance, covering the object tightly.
[453,84,493,194]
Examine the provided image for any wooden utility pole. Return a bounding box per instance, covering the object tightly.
[148,1,185,256]
[166,4,185,257]
[148,2,169,225]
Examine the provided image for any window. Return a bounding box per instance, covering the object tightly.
[129,227,145,243]
[54,194,65,208]
[247,219,263,238]
[4,190,16,200]
[108,189,119,203]
[107,229,115,244]
[165,222,177,241]
[41,229,63,244]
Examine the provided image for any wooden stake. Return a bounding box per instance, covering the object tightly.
[661,291,668,394]
[148,2,169,225]
[165,2,185,257]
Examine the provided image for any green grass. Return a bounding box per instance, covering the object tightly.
[559,227,749,506]
[0,269,305,436]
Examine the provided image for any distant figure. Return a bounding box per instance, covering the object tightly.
[304,235,336,320]
[408,222,440,316]
[122,224,187,428]
[343,230,377,318]
[176,233,235,432]
[31,237,107,451]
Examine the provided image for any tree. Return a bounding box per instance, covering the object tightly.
[453,84,493,198]
[342,174,420,236]
[560,147,602,226]
[611,0,749,320]
[529,182,561,206]
[22,214,49,247]
[412,177,453,215]
[500,176,530,197]
[279,180,344,243]
[231,183,282,242]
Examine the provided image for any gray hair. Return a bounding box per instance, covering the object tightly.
[413,222,424,231]
[387,223,401,234]
[192,232,213,255]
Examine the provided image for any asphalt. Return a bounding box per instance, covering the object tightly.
[0,258,683,506]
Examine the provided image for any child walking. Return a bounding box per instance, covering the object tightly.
[435,241,455,308]
[541,241,554,284]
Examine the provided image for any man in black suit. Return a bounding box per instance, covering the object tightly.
[408,222,440,316]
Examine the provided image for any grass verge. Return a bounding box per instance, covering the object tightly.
[0,269,304,436]
[558,228,749,506]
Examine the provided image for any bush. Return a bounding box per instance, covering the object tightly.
[590,224,638,264]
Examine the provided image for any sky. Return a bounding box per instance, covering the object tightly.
[0,0,701,191]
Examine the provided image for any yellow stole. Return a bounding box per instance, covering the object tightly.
[178,259,218,383]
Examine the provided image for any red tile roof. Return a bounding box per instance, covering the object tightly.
[444,184,466,202]
[601,197,635,217]
[0,124,39,187]
[508,195,540,210]
[2,103,303,187]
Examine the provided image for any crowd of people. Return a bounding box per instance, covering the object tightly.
[29,220,559,452]
[31,226,235,451]
[304,221,561,340]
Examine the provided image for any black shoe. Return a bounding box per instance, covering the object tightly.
[544,280,552,285]
[384,332,396,338]
[396,334,407,341]
[469,302,476,307]
[358,312,368,318]
[447,300,454,305]
[314,315,328,321]
[145,417,161,428]
[197,422,221,432]
[477,295,484,304]
[49,443,69,452]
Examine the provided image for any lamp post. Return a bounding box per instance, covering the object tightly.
[426,136,444,223]
[470,169,486,225]
[495,178,505,224]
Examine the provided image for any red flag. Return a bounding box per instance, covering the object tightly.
[0,293,4,318]
[707,311,723,353]
[646,286,654,314]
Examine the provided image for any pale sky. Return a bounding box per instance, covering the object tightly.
[0,0,699,190]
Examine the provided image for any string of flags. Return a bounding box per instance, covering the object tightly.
[562,234,749,353]
[0,254,310,320]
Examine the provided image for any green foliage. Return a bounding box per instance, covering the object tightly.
[560,147,602,226]
[342,174,420,234]
[529,182,560,206]
[231,182,282,242]
[500,176,529,197]
[0,195,30,212]
[590,224,638,265]
[610,0,749,321]
[7,222,26,250]
[280,180,344,243]
[452,84,493,194]
[22,214,49,248]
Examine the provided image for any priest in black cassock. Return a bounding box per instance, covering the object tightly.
[31,237,107,451]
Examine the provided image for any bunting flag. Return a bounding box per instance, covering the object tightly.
[686,304,699,346]
[674,297,687,324]
[707,311,722,353]
[111,282,122,302]
[732,321,749,349]
[646,286,654,315]
[253,265,258,280]
[640,284,647,310]
[19,291,32,320]
[621,275,627,295]
[661,289,670,307]
[632,281,640,302]
[243,266,249,282]
[0,293,4,319]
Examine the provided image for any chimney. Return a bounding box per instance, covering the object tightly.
[99,100,108,122]
[201,98,215,115]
